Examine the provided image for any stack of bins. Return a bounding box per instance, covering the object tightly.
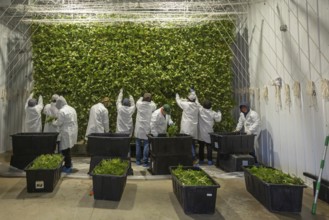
[147,134,193,175]
[10,132,59,170]
[209,132,255,172]
[87,133,132,174]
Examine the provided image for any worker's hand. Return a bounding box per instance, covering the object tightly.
[120,88,123,93]
[176,93,179,98]
[246,130,252,135]
[152,132,158,137]
[169,122,175,126]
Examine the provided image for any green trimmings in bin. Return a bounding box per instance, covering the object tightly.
[172,165,215,186]
[167,124,178,137]
[92,158,129,176]
[28,154,63,170]
[247,166,304,185]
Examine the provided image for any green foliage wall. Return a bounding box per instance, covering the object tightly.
[32,21,235,140]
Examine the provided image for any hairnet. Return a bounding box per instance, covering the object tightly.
[203,100,212,109]
[51,94,59,102]
[163,104,171,114]
[28,98,37,107]
[56,96,67,109]
[239,102,250,110]
[187,93,196,102]
[101,97,110,103]
[122,98,130,106]
[239,102,250,115]
[143,93,152,102]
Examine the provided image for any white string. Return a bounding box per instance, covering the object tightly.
[321,79,329,100]
[263,85,268,103]
[284,83,291,111]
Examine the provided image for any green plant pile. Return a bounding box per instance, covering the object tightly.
[45,116,57,123]
[31,20,236,140]
[92,158,129,175]
[167,124,178,137]
[172,165,215,186]
[247,166,304,185]
[29,154,63,169]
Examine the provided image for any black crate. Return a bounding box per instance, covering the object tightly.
[243,166,306,212]
[210,132,255,154]
[24,157,63,193]
[10,155,37,170]
[217,154,255,172]
[90,160,129,201]
[88,156,133,175]
[11,132,59,156]
[148,134,192,156]
[313,181,329,204]
[169,166,220,214]
[87,133,131,157]
[150,154,193,175]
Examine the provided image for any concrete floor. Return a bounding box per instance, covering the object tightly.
[0,153,329,220]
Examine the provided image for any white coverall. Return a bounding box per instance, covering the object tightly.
[53,96,78,151]
[24,93,44,132]
[85,103,109,137]
[116,90,136,135]
[235,109,260,135]
[43,102,59,132]
[198,105,222,144]
[150,108,173,137]
[176,93,199,139]
[134,97,157,140]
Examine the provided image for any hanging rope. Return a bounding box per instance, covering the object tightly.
[321,79,329,99]
[285,83,291,109]
[293,81,301,99]
[307,80,317,108]
[263,85,268,103]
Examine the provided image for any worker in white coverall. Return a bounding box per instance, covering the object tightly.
[43,94,59,132]
[53,96,78,173]
[134,93,156,167]
[85,97,110,138]
[176,88,199,163]
[116,88,136,136]
[234,102,260,163]
[197,100,222,165]
[150,104,174,137]
[24,92,44,132]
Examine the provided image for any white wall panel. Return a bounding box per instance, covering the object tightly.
[248,0,329,181]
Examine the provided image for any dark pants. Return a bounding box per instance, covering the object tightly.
[250,151,258,163]
[61,148,72,168]
[198,141,212,161]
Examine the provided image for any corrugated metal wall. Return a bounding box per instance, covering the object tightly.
[0,19,32,153]
[247,0,329,182]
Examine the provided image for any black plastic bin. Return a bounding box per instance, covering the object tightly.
[88,156,133,175]
[150,154,193,175]
[148,134,192,156]
[169,166,220,214]
[24,156,63,193]
[217,154,255,172]
[243,166,306,212]
[90,160,129,201]
[87,133,131,157]
[210,132,255,154]
[11,132,59,156]
[10,155,37,170]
